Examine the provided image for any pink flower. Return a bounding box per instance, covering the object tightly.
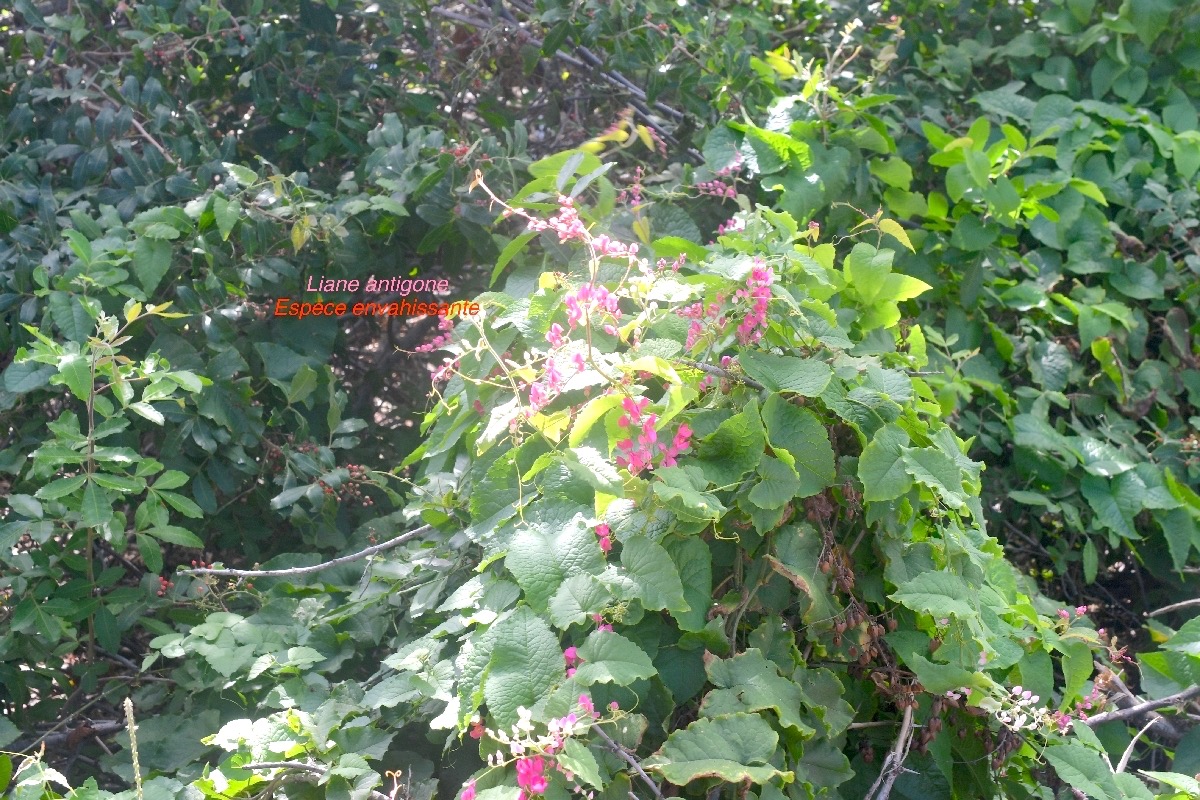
[463,780,476,800]
[579,694,596,717]
[564,646,580,667]
[1058,609,1070,620]
[546,323,566,347]
[1075,606,1088,616]
[516,757,548,795]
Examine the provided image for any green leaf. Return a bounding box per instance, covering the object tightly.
[574,630,657,685]
[665,536,711,633]
[737,350,832,396]
[223,162,258,186]
[1083,537,1099,583]
[48,292,94,342]
[878,219,915,252]
[133,237,172,293]
[1080,475,1138,540]
[36,474,88,500]
[748,456,802,509]
[844,243,894,304]
[1127,0,1177,45]
[1043,742,1118,800]
[136,532,163,573]
[491,231,538,287]
[7,494,42,519]
[213,194,239,241]
[549,574,612,629]
[618,536,689,619]
[858,423,913,501]
[484,607,565,727]
[506,513,605,610]
[4,362,56,394]
[693,401,765,485]
[760,395,835,497]
[768,524,838,625]
[93,606,120,653]
[559,739,604,789]
[890,572,978,619]
[904,652,980,694]
[644,713,791,786]
[80,481,112,528]
[56,354,94,401]
[702,649,814,735]
[159,490,204,518]
[901,446,968,509]
[146,525,204,548]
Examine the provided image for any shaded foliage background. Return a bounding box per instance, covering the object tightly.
[2,0,1200,798]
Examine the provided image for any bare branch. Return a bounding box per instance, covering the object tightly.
[178,524,433,578]
[865,704,914,800]
[1147,597,1200,617]
[677,359,765,390]
[593,725,665,800]
[1085,686,1200,728]
[1116,718,1158,773]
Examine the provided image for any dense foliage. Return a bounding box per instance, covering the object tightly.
[3,0,1200,799]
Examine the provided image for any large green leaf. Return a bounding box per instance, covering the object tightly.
[702,649,814,735]
[644,713,791,786]
[665,536,711,633]
[1043,742,1118,800]
[574,630,656,685]
[693,401,765,485]
[858,423,912,501]
[760,395,834,497]
[890,572,978,619]
[617,536,689,620]
[506,512,606,609]
[769,524,839,625]
[133,236,172,293]
[901,446,968,509]
[484,607,565,727]
[737,350,832,396]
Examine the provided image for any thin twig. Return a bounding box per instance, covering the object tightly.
[593,726,665,800]
[1085,686,1200,728]
[864,704,914,800]
[178,524,433,578]
[1147,597,1200,617]
[1116,718,1158,773]
[677,359,765,390]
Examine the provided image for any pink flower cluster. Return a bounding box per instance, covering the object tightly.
[416,317,456,353]
[526,353,587,414]
[565,283,622,333]
[591,613,613,633]
[527,195,587,243]
[516,756,548,797]
[1047,683,1108,732]
[678,294,727,349]
[614,396,692,473]
[592,234,639,265]
[716,216,746,236]
[1057,605,1089,620]
[655,254,686,273]
[695,179,736,199]
[595,523,612,553]
[617,166,644,206]
[735,262,774,344]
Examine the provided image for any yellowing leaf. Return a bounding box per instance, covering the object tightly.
[632,216,651,245]
[878,219,915,252]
